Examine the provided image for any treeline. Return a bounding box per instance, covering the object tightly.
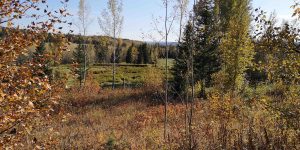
[173,0,300,98]
[59,34,177,65]
[0,29,177,65]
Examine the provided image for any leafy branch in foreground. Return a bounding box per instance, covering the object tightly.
[0,0,70,147]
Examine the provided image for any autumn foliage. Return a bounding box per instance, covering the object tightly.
[0,0,70,147]
[0,0,299,149]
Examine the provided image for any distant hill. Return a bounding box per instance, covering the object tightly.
[146,41,178,46]
[1,27,178,64]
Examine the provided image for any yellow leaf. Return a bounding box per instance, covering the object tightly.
[28,101,35,108]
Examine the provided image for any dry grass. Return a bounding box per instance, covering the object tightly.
[15,82,299,150]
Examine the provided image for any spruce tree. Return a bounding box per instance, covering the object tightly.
[115,42,122,63]
[151,44,159,65]
[33,41,52,80]
[173,21,194,96]
[94,38,109,63]
[126,43,134,63]
[143,43,151,64]
[73,39,87,86]
[194,0,221,98]
[0,28,3,38]
[137,43,148,64]
[137,44,143,64]
[33,41,47,64]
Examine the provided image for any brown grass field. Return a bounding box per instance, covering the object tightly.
[16,81,299,149]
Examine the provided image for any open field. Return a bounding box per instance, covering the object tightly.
[54,59,174,87]
[18,87,299,149]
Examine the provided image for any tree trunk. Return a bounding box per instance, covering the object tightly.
[82,6,87,87]
[164,0,169,141]
[189,0,196,148]
[112,24,116,90]
[200,79,207,99]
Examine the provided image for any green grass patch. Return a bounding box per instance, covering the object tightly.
[54,64,163,87]
[157,58,175,69]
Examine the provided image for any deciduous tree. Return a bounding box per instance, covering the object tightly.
[98,0,124,89]
[76,0,92,86]
[217,0,254,94]
[0,0,70,146]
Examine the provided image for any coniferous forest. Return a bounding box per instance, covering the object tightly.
[0,0,299,149]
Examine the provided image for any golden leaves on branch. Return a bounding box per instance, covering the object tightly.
[0,0,71,147]
[291,2,300,18]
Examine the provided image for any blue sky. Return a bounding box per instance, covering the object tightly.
[29,0,297,42]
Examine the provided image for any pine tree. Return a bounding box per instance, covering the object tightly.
[194,0,221,98]
[173,21,194,96]
[218,0,254,93]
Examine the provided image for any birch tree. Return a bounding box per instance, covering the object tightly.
[161,0,178,141]
[187,0,197,148]
[176,0,190,43]
[174,0,190,141]
[98,0,124,90]
[77,0,92,86]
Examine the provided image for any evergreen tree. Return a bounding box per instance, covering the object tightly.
[217,0,233,32]
[94,37,109,63]
[143,43,151,64]
[217,0,254,93]
[173,21,194,96]
[137,43,148,64]
[0,28,3,38]
[33,41,52,81]
[33,41,47,64]
[151,44,159,65]
[115,41,122,63]
[73,39,88,86]
[194,0,221,98]
[126,43,134,63]
[137,44,143,64]
[110,52,114,63]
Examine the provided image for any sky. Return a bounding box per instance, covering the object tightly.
[21,0,298,42]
